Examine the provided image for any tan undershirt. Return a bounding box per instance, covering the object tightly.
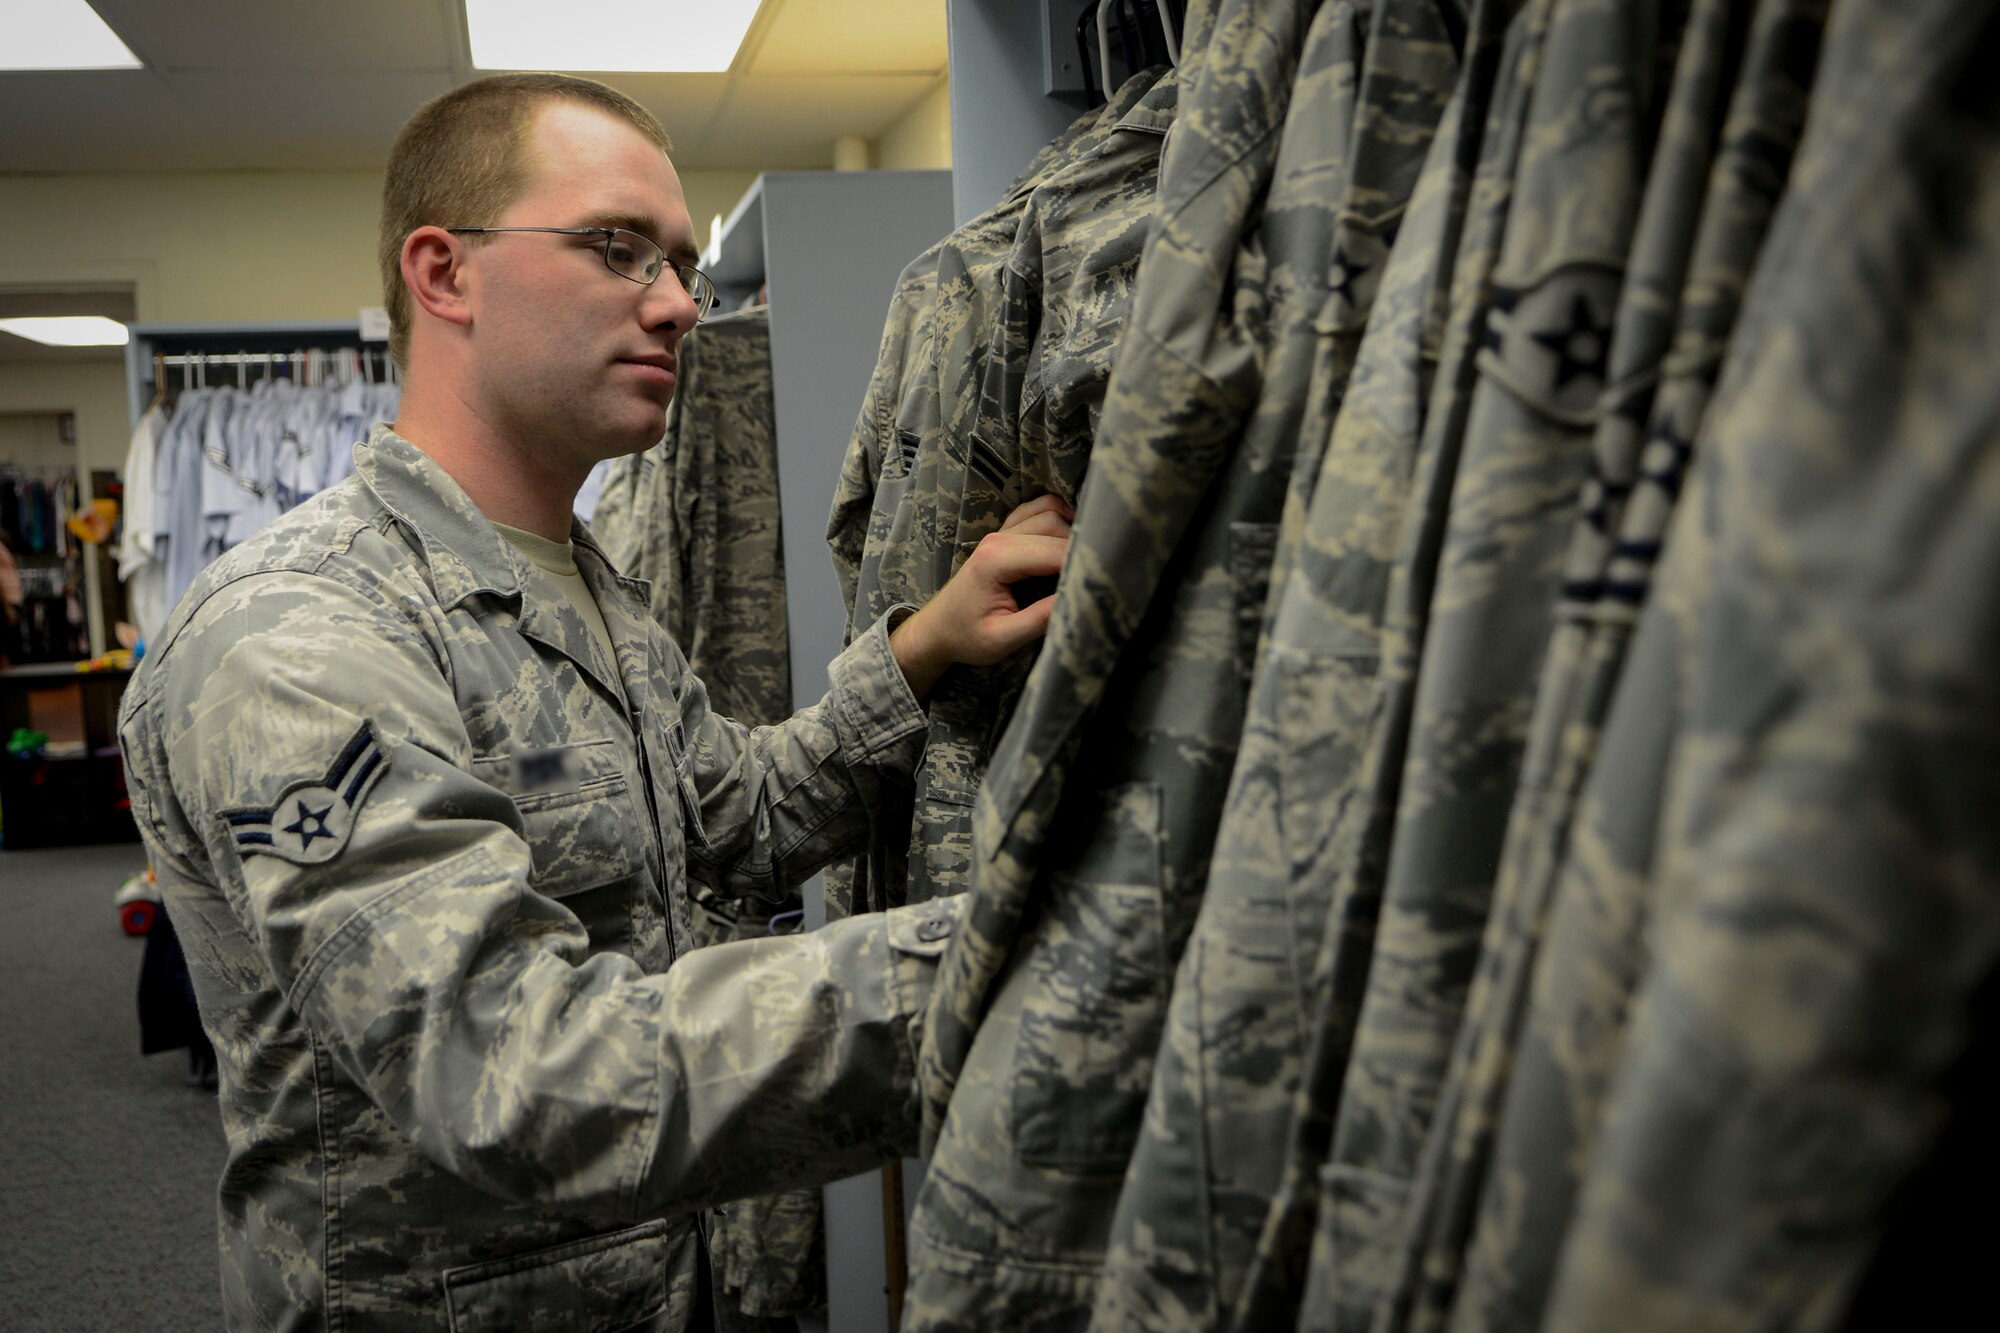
[491,520,619,680]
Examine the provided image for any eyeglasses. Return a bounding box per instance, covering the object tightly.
[444,225,717,320]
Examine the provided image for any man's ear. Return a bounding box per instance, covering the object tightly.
[401,226,473,330]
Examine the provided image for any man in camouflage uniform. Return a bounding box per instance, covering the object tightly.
[116,73,1069,1333]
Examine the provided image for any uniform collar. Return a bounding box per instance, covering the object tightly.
[353,424,528,611]
[354,425,658,710]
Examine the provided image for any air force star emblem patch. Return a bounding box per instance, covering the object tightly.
[221,723,388,865]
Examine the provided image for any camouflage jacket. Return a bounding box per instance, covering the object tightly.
[1219,0,1555,1321]
[1449,1,2000,1328]
[899,69,1180,914]
[116,426,961,1333]
[586,307,791,730]
[822,68,1167,918]
[1089,1,1466,1325]
[904,1,1332,1327]
[1263,0,1695,1325]
[1391,2,1821,1328]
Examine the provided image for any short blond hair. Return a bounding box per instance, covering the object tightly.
[378,73,672,368]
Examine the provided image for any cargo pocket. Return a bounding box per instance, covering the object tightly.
[441,1219,687,1333]
[1009,781,1167,1172]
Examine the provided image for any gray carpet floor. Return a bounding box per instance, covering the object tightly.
[0,843,228,1331]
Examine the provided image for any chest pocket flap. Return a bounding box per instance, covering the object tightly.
[473,738,638,898]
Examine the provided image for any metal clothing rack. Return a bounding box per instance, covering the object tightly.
[123,321,386,428]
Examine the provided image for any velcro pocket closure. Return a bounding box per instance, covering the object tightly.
[441,1218,688,1333]
[473,739,636,897]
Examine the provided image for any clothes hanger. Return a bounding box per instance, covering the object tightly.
[1096,0,1117,94]
[1077,3,1104,106]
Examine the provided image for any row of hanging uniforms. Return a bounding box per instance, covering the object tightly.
[118,364,401,643]
[836,0,2000,1330]
[589,304,835,1332]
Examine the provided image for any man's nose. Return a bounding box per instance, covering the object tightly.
[640,273,699,334]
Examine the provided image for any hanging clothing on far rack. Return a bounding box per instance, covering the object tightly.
[144,363,401,615]
[118,403,171,643]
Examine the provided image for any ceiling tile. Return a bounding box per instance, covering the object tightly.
[691,73,939,167]
[0,1,955,175]
[89,0,458,73]
[0,72,207,171]
[748,0,947,74]
[159,70,459,169]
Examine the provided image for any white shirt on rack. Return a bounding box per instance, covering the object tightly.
[118,402,170,642]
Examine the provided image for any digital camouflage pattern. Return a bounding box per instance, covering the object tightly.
[905,0,1328,1326]
[1223,0,1550,1323]
[824,237,947,920]
[599,307,791,731]
[116,426,964,1333]
[1088,2,1465,1327]
[822,69,1166,921]
[583,307,825,1323]
[692,905,831,1329]
[1284,0,1697,1325]
[1384,3,1819,1328]
[901,69,1179,923]
[1448,1,2000,1328]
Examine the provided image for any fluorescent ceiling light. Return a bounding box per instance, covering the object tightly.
[0,1,142,71]
[0,316,130,347]
[466,0,762,73]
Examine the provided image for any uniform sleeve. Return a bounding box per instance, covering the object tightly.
[127,570,958,1220]
[670,605,930,899]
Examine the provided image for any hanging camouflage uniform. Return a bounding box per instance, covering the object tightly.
[1225,0,1554,1322]
[1466,0,2000,1327]
[906,0,1331,1326]
[1277,0,1704,1326]
[1088,1,1466,1327]
[1375,4,1822,1329]
[822,74,1160,919]
[902,70,1180,921]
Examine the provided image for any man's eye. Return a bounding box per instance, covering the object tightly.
[606,240,640,266]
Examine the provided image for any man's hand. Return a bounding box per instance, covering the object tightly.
[890,495,1075,701]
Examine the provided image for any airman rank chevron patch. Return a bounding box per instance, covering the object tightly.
[220,723,388,865]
